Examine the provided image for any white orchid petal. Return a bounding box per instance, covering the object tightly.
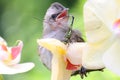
[82,43,105,69]
[0,61,35,74]
[11,62,35,73]
[88,0,120,33]
[66,43,85,65]
[103,38,120,75]
[83,0,120,76]
[83,0,117,69]
[84,0,112,43]
[0,38,34,74]
[82,35,117,69]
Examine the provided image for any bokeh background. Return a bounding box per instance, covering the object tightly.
[0,0,120,80]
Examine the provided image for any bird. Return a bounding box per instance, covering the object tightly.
[38,2,84,70]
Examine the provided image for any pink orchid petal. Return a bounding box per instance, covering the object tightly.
[11,41,23,60]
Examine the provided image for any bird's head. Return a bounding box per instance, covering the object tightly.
[43,2,69,34]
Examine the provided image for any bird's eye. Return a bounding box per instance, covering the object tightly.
[51,13,60,19]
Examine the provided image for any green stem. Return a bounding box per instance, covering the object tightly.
[64,16,74,44]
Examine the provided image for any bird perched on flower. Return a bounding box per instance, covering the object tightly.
[38,2,84,70]
[37,38,86,80]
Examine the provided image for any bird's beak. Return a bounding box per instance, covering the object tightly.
[56,8,69,21]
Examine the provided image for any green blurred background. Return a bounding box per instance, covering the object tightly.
[0,0,120,80]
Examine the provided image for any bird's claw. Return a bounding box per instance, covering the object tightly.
[71,67,87,79]
[71,66,104,79]
[79,67,87,79]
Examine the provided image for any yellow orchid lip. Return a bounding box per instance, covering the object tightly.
[37,38,66,55]
[37,38,72,80]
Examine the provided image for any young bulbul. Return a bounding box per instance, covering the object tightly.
[38,2,84,70]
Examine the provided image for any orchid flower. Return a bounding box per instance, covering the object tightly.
[0,37,35,74]
[82,0,120,75]
[37,38,85,80]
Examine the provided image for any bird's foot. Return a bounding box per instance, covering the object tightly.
[71,66,104,79]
